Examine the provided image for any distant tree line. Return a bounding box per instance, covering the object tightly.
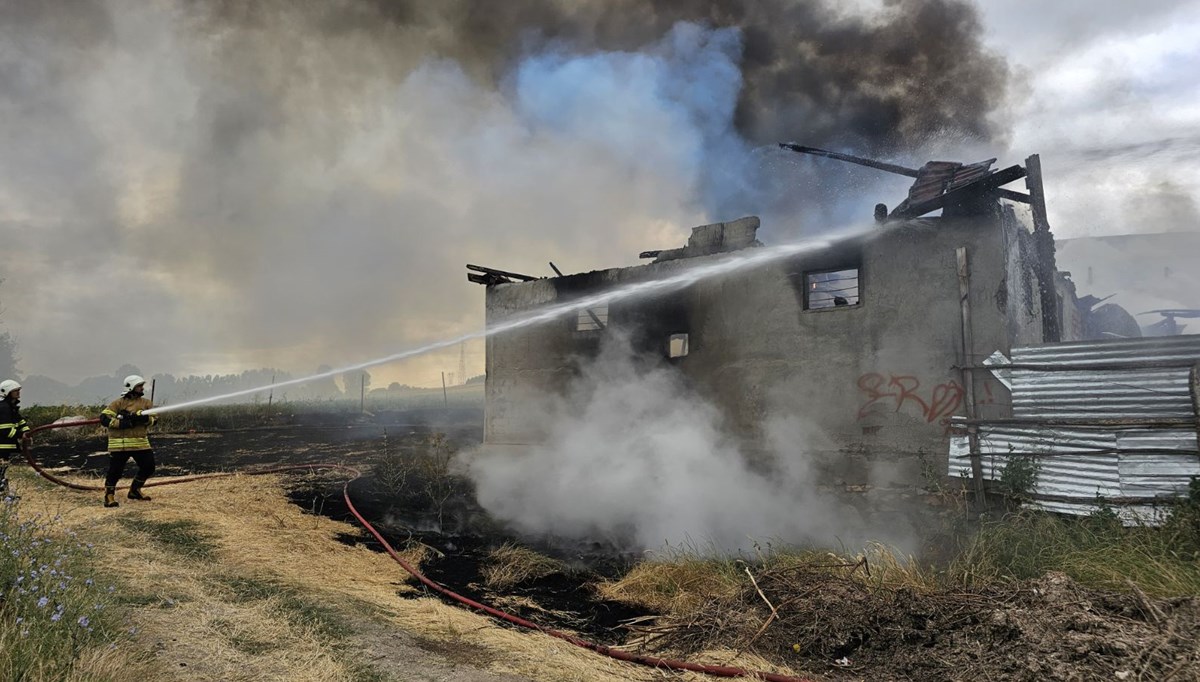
[0,287,481,406]
[19,366,484,407]
[19,364,364,407]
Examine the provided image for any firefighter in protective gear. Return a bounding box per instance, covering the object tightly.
[0,379,31,498]
[99,374,157,508]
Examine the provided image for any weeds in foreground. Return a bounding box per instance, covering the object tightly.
[370,432,471,530]
[0,495,153,680]
[597,542,934,616]
[950,508,1200,598]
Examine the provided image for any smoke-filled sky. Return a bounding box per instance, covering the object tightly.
[1,0,1197,387]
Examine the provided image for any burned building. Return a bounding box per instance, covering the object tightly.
[469,149,1078,531]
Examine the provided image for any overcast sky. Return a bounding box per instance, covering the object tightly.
[1,0,1197,388]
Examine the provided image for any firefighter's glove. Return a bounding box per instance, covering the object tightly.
[129,411,151,426]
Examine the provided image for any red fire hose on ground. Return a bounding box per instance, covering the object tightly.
[23,419,811,682]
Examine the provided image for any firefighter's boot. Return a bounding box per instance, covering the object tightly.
[127,480,152,502]
[103,487,119,508]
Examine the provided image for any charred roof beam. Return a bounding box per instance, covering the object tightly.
[777,143,920,177]
[778,142,1033,213]
[466,264,541,286]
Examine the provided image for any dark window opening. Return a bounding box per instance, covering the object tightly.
[668,333,689,358]
[575,305,609,331]
[804,267,860,310]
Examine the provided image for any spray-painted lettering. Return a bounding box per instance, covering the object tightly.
[856,373,964,423]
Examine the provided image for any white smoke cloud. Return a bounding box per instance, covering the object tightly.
[462,333,900,554]
[2,9,755,386]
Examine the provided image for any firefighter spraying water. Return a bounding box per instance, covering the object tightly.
[98,375,158,508]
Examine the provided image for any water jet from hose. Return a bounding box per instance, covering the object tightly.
[144,227,871,416]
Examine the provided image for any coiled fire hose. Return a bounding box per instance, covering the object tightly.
[25,419,811,682]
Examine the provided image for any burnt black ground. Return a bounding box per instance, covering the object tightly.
[28,407,649,646]
[293,481,649,643]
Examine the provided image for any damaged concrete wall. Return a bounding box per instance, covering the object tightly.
[484,214,1044,528]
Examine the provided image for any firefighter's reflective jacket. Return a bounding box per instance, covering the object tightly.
[0,401,29,452]
[100,396,156,452]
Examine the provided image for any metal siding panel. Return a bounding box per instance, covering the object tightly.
[1012,335,1200,366]
[1009,336,1199,419]
[949,335,1200,519]
[1119,454,1200,497]
[946,160,995,190]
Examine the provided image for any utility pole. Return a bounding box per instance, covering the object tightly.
[441,371,448,407]
[150,379,156,403]
[458,342,467,386]
[360,373,365,413]
[268,374,275,416]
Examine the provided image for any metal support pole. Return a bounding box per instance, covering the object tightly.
[957,247,987,509]
[1026,154,1061,343]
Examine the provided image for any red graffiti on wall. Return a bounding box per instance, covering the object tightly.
[856,373,965,423]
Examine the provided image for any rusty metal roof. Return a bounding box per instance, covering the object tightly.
[906,159,997,205]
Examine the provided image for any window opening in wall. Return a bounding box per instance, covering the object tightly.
[804,267,860,310]
[668,333,689,358]
[575,305,609,331]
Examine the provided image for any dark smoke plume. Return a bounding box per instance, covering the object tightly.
[211,0,1009,154]
[1,0,1010,385]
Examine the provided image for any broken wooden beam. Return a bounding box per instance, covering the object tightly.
[465,263,540,283]
[997,188,1031,203]
[467,272,508,286]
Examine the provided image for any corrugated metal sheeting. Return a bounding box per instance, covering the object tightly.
[1010,335,1200,419]
[949,335,1200,521]
[906,159,997,205]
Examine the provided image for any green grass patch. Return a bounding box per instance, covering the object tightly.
[950,507,1200,598]
[210,574,292,603]
[345,661,392,682]
[116,516,218,560]
[275,593,352,640]
[207,573,355,641]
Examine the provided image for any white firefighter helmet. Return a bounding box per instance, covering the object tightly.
[123,375,146,393]
[0,379,20,399]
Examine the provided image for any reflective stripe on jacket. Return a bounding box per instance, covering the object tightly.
[101,395,155,452]
[0,401,29,450]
